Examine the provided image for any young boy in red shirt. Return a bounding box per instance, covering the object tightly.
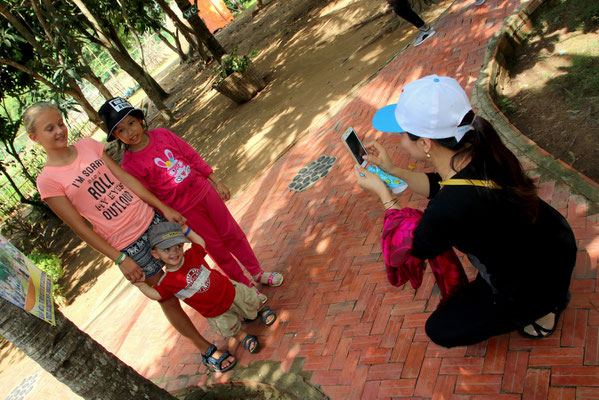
[135,222,276,372]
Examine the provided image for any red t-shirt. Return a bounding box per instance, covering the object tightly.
[153,244,235,318]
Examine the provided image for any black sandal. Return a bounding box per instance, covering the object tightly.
[201,344,236,372]
[257,306,277,326]
[242,334,259,353]
[518,292,571,340]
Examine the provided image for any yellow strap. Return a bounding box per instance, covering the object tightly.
[439,179,502,189]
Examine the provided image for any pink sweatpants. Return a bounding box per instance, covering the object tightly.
[185,185,262,286]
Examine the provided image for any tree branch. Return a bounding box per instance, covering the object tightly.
[0,57,57,90]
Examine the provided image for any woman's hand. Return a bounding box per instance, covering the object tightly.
[363,141,394,172]
[119,257,145,283]
[162,206,187,226]
[354,165,391,198]
[215,181,231,201]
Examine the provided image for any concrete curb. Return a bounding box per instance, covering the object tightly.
[471,0,599,210]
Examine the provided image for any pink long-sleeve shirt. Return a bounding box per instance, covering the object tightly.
[121,128,214,214]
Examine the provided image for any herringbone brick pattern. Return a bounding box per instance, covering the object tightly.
[3,0,598,398]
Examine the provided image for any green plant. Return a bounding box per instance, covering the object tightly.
[26,251,65,304]
[27,252,63,283]
[212,48,259,87]
[498,97,515,113]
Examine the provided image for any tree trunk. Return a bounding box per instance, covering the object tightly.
[173,0,227,63]
[66,79,106,132]
[104,43,175,121]
[0,298,177,400]
[70,0,173,120]
[155,27,188,62]
[81,72,114,101]
[107,25,169,100]
[116,0,149,73]
[155,0,203,58]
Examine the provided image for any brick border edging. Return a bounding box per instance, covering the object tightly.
[167,359,330,400]
[471,0,599,206]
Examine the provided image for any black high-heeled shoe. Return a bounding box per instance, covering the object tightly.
[518,292,571,339]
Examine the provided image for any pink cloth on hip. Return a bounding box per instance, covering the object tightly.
[382,207,468,305]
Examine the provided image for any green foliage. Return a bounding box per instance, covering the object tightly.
[26,252,63,283]
[498,97,515,114]
[0,24,38,94]
[224,0,255,14]
[213,48,259,86]
[26,252,65,303]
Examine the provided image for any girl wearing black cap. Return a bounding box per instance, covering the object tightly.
[354,75,576,347]
[98,98,284,303]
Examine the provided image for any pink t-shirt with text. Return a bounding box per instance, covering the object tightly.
[121,128,213,214]
[36,138,154,250]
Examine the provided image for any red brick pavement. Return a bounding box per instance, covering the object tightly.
[4,0,599,398]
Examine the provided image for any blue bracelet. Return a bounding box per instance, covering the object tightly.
[184,227,191,236]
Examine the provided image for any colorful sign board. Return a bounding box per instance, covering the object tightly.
[0,235,55,325]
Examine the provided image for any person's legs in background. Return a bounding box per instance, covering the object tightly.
[388,0,436,47]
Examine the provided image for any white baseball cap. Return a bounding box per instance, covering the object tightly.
[372,75,473,142]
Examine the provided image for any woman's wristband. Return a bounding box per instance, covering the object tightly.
[115,252,127,266]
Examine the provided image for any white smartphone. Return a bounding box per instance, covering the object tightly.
[341,126,368,167]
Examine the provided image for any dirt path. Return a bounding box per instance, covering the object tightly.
[0,0,454,390]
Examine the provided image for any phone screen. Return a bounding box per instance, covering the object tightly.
[345,129,367,165]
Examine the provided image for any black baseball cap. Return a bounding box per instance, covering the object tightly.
[98,97,145,141]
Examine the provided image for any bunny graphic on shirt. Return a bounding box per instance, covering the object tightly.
[154,149,190,183]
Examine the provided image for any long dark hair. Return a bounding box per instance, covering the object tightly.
[408,111,539,219]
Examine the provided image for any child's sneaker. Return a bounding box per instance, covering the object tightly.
[474,0,485,5]
[413,28,436,47]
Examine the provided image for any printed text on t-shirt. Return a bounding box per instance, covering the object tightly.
[69,158,135,220]
[174,266,211,300]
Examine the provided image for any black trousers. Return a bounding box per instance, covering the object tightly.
[389,0,425,28]
[425,274,571,348]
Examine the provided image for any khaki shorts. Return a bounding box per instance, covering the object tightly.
[207,282,261,337]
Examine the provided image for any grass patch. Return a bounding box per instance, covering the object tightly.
[551,54,599,111]
[535,0,599,32]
